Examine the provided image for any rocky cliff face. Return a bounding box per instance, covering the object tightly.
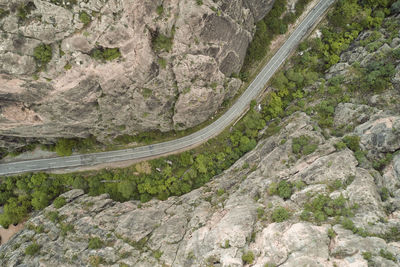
[0,0,275,148]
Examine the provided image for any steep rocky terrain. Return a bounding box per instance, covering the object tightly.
[0,0,275,149]
[2,2,400,267]
[1,108,400,266]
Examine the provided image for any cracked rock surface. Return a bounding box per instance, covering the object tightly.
[1,109,400,266]
[0,0,275,148]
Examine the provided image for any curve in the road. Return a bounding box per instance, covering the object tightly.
[0,0,335,176]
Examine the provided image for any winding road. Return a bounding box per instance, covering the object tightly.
[0,0,335,176]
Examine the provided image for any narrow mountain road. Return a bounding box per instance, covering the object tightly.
[0,0,335,176]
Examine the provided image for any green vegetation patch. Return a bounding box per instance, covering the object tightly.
[33,44,52,68]
[0,8,9,19]
[53,196,67,209]
[268,180,293,200]
[292,135,318,156]
[90,47,121,62]
[242,251,255,264]
[271,206,290,222]
[25,243,40,256]
[50,136,99,156]
[152,32,174,52]
[79,11,92,25]
[380,249,397,262]
[241,0,312,74]
[156,5,164,16]
[301,194,354,223]
[88,237,104,249]
[158,57,167,69]
[17,1,36,21]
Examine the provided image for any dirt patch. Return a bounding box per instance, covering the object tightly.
[0,223,24,245]
[135,161,152,174]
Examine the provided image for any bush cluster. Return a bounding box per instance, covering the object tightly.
[79,11,91,25]
[301,194,353,223]
[292,135,318,156]
[268,180,293,200]
[271,206,290,222]
[33,44,52,68]
[91,47,121,61]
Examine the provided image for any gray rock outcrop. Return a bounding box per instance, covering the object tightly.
[0,0,275,147]
[1,110,400,266]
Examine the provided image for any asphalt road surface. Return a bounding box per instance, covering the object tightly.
[0,0,335,176]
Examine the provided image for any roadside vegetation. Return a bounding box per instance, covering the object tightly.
[0,0,399,228]
[241,0,312,77]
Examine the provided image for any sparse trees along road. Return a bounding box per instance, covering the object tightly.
[0,0,335,176]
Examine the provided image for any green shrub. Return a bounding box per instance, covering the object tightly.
[53,197,67,209]
[153,250,163,259]
[158,57,167,69]
[334,141,347,151]
[327,228,336,239]
[379,249,396,262]
[91,47,121,61]
[79,11,91,25]
[64,63,72,70]
[33,44,52,67]
[17,2,35,21]
[362,251,372,261]
[271,206,290,222]
[354,150,367,165]
[47,211,60,223]
[342,135,360,152]
[269,181,293,199]
[292,135,318,156]
[257,207,265,219]
[88,237,104,249]
[152,33,173,52]
[380,187,390,202]
[242,251,255,264]
[302,194,352,223]
[25,243,40,256]
[295,180,306,190]
[341,217,355,231]
[156,5,164,16]
[55,138,76,156]
[328,179,343,192]
[60,223,74,236]
[373,153,393,172]
[277,181,292,199]
[217,188,225,196]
